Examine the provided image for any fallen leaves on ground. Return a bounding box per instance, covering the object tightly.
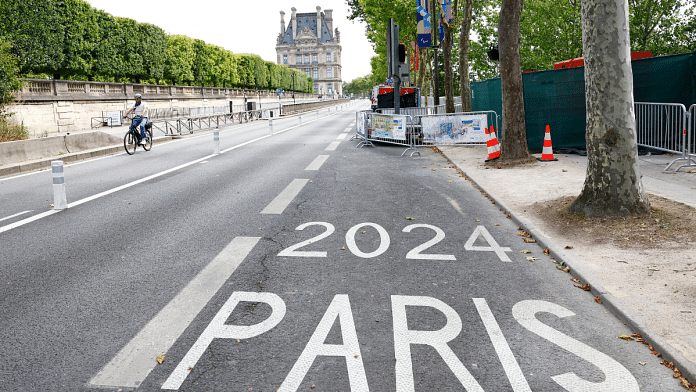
[595,296,602,304]
[574,283,591,291]
[619,334,634,341]
[156,355,165,364]
[523,238,536,243]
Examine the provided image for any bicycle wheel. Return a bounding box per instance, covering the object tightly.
[143,130,153,151]
[124,131,136,155]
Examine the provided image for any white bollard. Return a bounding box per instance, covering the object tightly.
[213,128,220,155]
[269,118,273,135]
[52,161,67,210]
[299,113,302,125]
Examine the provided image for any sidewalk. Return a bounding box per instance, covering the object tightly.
[439,145,696,386]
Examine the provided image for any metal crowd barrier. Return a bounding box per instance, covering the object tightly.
[353,109,500,157]
[159,110,263,136]
[635,102,695,172]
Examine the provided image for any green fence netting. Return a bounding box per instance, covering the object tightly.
[471,51,696,149]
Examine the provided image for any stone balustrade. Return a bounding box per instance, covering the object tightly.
[16,79,317,102]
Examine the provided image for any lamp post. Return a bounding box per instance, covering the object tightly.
[292,72,296,104]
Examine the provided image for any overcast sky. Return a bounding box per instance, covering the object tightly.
[85,0,376,83]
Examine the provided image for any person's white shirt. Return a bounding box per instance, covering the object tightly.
[130,101,148,117]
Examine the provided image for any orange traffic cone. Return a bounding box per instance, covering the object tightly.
[485,126,501,161]
[538,125,558,161]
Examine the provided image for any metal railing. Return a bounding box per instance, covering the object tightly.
[159,110,263,136]
[635,102,695,172]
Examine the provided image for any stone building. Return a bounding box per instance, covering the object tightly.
[276,6,342,97]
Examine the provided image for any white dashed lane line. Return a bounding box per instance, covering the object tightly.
[325,141,341,151]
[305,155,330,171]
[261,179,309,214]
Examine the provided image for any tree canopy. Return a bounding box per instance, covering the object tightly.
[350,0,696,83]
[0,37,22,114]
[0,0,313,92]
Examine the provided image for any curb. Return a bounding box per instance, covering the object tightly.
[442,152,696,387]
[0,135,173,178]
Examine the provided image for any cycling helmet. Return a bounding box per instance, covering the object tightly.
[134,94,142,99]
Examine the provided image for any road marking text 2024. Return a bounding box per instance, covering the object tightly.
[279,222,513,262]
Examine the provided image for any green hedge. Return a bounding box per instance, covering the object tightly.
[0,0,313,92]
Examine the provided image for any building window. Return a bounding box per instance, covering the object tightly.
[312,53,317,63]
[297,55,302,64]
[328,83,333,92]
[326,53,331,62]
[327,67,332,78]
[304,54,309,64]
[313,68,318,79]
[313,84,318,93]
[305,69,311,77]
[283,55,288,64]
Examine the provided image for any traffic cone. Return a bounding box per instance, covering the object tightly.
[538,125,558,161]
[486,126,501,161]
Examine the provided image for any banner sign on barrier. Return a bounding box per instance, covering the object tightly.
[357,111,367,136]
[106,111,122,126]
[421,114,488,144]
[372,114,407,141]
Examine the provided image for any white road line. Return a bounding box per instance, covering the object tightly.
[0,210,57,233]
[336,133,349,140]
[325,141,341,151]
[1,114,343,233]
[261,179,309,214]
[89,236,261,389]
[0,210,33,223]
[305,155,330,171]
[0,121,262,183]
[343,127,353,133]
[473,298,532,392]
[1,133,275,233]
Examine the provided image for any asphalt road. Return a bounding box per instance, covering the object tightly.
[0,101,682,391]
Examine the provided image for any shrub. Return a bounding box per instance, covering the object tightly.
[0,116,29,142]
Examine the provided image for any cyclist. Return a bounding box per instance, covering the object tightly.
[124,94,149,145]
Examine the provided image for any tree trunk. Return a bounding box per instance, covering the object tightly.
[498,0,533,162]
[459,0,473,112]
[569,0,650,217]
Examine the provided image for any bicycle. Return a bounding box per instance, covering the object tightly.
[123,115,153,155]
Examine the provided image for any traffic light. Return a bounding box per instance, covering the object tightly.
[398,42,410,83]
[398,42,407,64]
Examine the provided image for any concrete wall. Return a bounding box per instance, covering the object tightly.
[10,79,319,137]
